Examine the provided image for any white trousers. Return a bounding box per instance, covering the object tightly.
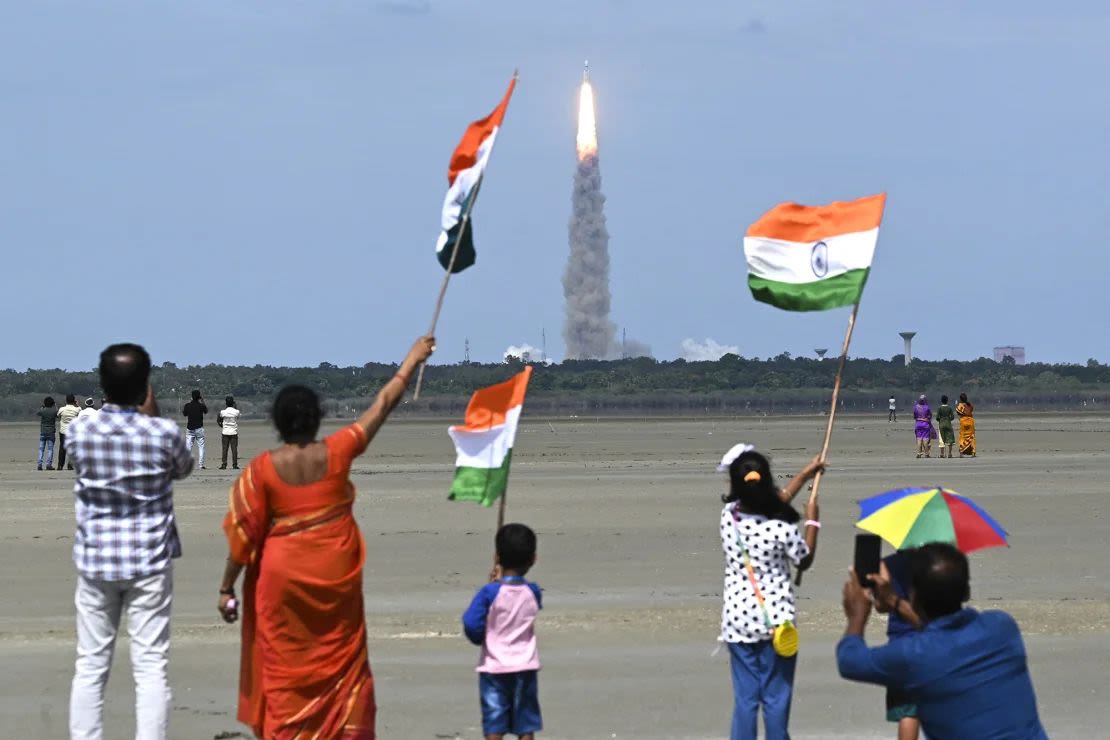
[70,568,173,740]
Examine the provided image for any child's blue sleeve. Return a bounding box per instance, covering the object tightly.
[462,582,500,645]
[528,581,543,609]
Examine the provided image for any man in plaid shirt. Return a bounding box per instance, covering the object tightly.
[65,343,193,740]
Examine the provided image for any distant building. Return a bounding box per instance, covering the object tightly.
[993,346,1026,365]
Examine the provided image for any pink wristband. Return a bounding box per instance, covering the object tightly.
[804,519,821,529]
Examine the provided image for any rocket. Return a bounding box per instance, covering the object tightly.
[583,60,589,82]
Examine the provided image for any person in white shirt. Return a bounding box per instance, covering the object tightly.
[57,394,83,470]
[78,397,99,420]
[217,396,241,470]
[888,396,897,423]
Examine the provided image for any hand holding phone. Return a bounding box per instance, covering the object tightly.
[853,534,882,587]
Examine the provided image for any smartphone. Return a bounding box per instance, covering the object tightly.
[854,534,882,587]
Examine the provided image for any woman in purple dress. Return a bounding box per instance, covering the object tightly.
[913,395,933,458]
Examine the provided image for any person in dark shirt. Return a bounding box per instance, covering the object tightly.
[838,543,1047,739]
[182,389,208,469]
[36,396,58,470]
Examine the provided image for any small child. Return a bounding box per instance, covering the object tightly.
[463,523,543,740]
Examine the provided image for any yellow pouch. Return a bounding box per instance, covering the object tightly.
[772,620,799,658]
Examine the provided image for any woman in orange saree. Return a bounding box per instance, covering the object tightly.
[956,392,976,457]
[217,336,434,739]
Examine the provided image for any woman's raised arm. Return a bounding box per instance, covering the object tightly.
[356,335,436,444]
[779,456,825,504]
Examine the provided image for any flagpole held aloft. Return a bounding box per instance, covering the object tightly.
[413,70,519,400]
[413,174,484,399]
[795,300,860,586]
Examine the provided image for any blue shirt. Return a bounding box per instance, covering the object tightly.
[837,608,1047,739]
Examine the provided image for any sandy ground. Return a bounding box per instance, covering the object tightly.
[1,413,1107,738]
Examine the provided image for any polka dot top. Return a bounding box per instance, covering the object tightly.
[720,502,809,644]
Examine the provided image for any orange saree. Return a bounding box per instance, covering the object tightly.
[223,424,375,739]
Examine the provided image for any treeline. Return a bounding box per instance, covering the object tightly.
[2,354,1108,419]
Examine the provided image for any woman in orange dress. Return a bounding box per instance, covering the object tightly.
[217,336,435,739]
[956,392,977,457]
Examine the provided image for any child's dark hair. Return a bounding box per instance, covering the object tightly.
[723,450,800,523]
[496,523,537,572]
[271,385,322,444]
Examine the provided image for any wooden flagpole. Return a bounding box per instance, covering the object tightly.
[491,486,508,575]
[413,70,518,401]
[795,300,860,585]
[412,175,484,400]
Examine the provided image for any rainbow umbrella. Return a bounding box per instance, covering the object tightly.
[856,487,1008,553]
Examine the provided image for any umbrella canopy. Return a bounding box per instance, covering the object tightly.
[856,487,1008,553]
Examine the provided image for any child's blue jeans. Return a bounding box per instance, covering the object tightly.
[728,639,797,740]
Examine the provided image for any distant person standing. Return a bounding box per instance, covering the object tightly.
[183,390,208,469]
[36,396,58,470]
[956,393,977,458]
[66,343,194,739]
[912,395,932,459]
[888,395,897,422]
[935,396,956,459]
[57,394,82,471]
[217,396,241,470]
[78,397,98,419]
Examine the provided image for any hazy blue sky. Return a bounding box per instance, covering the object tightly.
[4,1,1107,369]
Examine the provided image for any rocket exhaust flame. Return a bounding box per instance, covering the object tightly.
[576,80,598,160]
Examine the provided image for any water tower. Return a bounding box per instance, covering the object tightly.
[815,348,828,359]
[899,332,917,366]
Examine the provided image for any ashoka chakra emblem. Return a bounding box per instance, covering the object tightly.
[811,241,829,277]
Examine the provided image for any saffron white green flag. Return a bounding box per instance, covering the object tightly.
[744,193,886,311]
[448,367,532,507]
[435,76,516,274]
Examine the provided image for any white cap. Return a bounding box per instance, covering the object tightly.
[716,443,755,472]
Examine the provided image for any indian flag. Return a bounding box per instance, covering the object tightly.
[448,366,532,506]
[435,76,517,274]
[744,193,886,311]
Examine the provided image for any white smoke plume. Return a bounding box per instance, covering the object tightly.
[681,338,740,362]
[503,344,551,364]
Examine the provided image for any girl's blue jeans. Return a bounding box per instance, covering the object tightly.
[728,639,797,740]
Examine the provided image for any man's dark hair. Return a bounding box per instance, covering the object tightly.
[271,385,321,444]
[941,394,949,404]
[909,542,971,621]
[496,523,537,572]
[98,344,151,406]
[43,396,55,408]
[225,395,235,407]
[191,389,202,402]
[66,393,76,405]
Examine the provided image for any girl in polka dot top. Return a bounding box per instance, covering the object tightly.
[717,446,824,740]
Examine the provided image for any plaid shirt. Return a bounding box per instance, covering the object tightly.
[65,404,194,581]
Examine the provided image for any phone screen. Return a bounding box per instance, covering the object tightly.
[854,534,883,587]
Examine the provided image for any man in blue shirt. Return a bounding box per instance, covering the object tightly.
[837,543,1047,739]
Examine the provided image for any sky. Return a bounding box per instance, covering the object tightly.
[3,1,1108,370]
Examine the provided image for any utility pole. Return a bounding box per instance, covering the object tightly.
[464,338,470,364]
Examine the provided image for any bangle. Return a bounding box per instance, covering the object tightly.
[219,587,235,596]
[804,519,821,529]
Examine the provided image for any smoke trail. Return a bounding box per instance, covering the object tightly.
[563,76,617,360]
[563,151,617,359]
